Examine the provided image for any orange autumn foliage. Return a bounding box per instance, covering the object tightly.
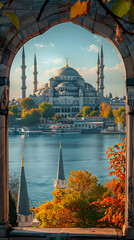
[70,0,91,19]
[99,102,113,118]
[94,137,126,228]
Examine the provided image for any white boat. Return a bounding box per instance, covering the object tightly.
[53,129,81,134]
[101,129,126,134]
[20,128,43,135]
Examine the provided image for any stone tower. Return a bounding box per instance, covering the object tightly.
[33,52,38,94]
[96,50,100,92]
[17,154,33,227]
[54,142,67,190]
[99,42,104,104]
[21,47,27,99]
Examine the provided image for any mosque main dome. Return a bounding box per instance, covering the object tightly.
[55,66,80,77]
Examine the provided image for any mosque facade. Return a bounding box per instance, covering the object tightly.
[21,44,104,117]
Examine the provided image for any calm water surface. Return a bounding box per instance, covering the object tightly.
[9,134,125,206]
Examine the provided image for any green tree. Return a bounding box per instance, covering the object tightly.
[21,109,40,126]
[20,98,35,110]
[81,106,91,117]
[39,102,55,119]
[9,191,17,226]
[9,105,19,117]
[90,111,99,116]
[8,111,16,123]
[53,113,61,121]
[76,113,82,118]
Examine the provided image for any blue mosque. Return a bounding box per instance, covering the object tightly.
[21,44,104,117]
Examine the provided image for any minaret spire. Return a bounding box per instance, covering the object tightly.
[96,49,100,92]
[33,51,38,94]
[21,46,27,99]
[54,142,67,190]
[22,154,24,167]
[66,58,69,67]
[99,42,104,104]
[17,154,33,227]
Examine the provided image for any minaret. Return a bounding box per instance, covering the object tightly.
[54,142,67,190]
[96,50,100,92]
[99,42,104,104]
[21,47,27,99]
[17,154,33,227]
[33,52,38,94]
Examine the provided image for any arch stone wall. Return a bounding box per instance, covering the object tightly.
[0,0,134,238]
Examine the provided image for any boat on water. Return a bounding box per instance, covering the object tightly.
[19,128,43,135]
[8,128,17,135]
[53,129,81,135]
[101,129,126,134]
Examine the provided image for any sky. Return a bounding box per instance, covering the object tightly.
[10,22,125,100]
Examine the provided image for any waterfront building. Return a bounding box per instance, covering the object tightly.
[17,154,33,227]
[110,96,126,110]
[54,142,67,190]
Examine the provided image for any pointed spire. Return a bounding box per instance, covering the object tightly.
[17,154,30,216]
[34,51,37,66]
[66,58,69,67]
[22,46,25,58]
[97,49,100,65]
[57,142,65,180]
[22,154,24,167]
[100,42,103,58]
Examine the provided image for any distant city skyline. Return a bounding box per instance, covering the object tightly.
[10,22,125,100]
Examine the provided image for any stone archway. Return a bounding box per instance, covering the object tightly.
[0,0,134,238]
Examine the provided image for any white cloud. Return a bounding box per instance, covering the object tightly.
[105,63,124,73]
[50,42,55,47]
[15,67,21,72]
[80,44,98,53]
[43,58,63,65]
[89,44,98,52]
[34,43,47,48]
[93,36,101,42]
[44,67,58,77]
[34,42,55,48]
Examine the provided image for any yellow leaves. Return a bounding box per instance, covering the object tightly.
[0,2,3,9]
[70,0,91,19]
[111,0,131,18]
[3,12,19,30]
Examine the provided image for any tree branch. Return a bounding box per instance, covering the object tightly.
[36,0,50,22]
[97,0,134,36]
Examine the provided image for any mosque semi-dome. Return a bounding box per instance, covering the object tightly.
[57,82,77,88]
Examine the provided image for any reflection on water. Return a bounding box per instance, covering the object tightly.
[9,134,125,206]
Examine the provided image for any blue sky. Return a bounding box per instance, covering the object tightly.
[10,22,125,100]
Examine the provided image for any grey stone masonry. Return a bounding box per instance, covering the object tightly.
[0,0,134,239]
